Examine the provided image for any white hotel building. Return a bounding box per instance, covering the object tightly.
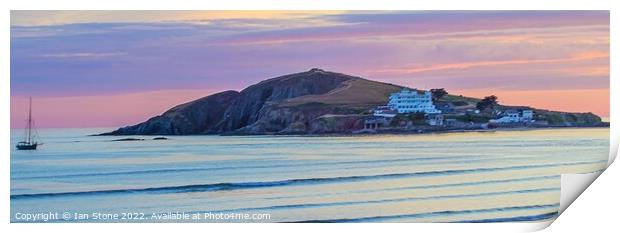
[387,88,441,114]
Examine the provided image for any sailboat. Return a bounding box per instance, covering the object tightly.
[16,97,40,150]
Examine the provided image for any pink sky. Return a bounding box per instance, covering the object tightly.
[11,89,216,128]
[10,87,609,129]
[10,11,609,128]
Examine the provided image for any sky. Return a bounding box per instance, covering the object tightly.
[10,11,610,128]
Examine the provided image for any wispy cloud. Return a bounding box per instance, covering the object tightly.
[370,51,609,75]
[37,52,127,58]
[10,10,346,26]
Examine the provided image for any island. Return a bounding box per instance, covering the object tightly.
[99,68,607,136]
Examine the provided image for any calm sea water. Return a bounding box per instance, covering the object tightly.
[10,128,609,223]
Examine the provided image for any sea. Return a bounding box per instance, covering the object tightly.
[10,128,609,223]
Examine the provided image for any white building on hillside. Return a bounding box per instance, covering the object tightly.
[387,88,441,114]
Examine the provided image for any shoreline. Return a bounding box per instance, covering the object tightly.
[93,125,610,138]
[282,125,610,138]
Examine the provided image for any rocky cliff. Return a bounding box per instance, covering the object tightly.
[100,68,606,136]
[101,68,402,135]
[101,90,240,135]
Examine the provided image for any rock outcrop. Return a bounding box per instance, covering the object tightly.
[102,68,401,135]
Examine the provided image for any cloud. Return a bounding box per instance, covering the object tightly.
[209,11,608,46]
[37,52,127,59]
[10,10,346,26]
[369,51,609,75]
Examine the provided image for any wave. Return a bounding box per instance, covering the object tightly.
[262,175,559,201]
[14,152,590,181]
[12,155,477,180]
[292,203,559,223]
[199,187,559,214]
[455,212,558,223]
[11,160,602,200]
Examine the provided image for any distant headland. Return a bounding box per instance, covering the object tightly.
[99,68,607,136]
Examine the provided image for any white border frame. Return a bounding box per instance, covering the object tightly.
[3,1,617,232]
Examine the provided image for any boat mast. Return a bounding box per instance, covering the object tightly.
[27,97,32,144]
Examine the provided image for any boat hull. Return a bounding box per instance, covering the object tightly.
[16,144,37,150]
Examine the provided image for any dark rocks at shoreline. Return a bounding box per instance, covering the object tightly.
[110,138,145,142]
[108,137,170,142]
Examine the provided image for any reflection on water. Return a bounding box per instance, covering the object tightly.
[10,128,609,222]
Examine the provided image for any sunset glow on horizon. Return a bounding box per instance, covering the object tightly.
[10,11,610,128]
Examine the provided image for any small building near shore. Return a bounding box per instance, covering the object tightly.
[364,116,390,130]
[490,109,534,123]
[521,109,534,120]
[425,113,444,126]
[373,106,398,118]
